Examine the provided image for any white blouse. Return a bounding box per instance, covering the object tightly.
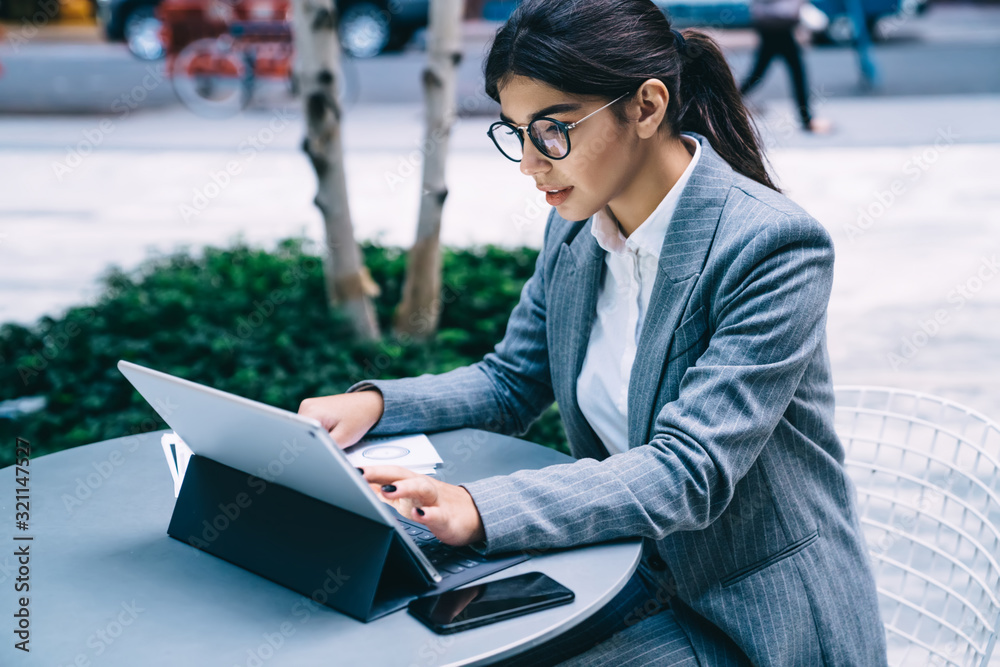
[575,133,701,456]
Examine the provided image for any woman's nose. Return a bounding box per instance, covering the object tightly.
[519,139,550,177]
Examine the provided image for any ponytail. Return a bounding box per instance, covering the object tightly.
[484,0,780,192]
[673,29,779,191]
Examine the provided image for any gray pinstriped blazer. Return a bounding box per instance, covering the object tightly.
[348,133,888,665]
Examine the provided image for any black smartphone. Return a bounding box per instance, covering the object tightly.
[407,571,575,634]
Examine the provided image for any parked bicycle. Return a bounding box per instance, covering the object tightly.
[160,0,358,118]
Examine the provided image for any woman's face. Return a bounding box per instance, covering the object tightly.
[497,76,640,222]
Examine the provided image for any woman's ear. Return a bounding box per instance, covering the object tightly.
[632,79,670,140]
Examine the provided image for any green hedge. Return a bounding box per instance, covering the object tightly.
[0,238,567,468]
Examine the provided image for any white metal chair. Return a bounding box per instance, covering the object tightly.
[835,386,1000,667]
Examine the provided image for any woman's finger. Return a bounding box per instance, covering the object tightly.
[408,505,467,546]
[361,465,420,485]
[409,503,441,526]
[367,481,417,516]
[328,421,356,449]
[408,504,445,535]
[379,475,439,508]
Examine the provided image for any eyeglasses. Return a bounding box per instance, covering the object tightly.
[487,91,632,162]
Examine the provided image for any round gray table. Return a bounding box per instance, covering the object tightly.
[0,428,641,666]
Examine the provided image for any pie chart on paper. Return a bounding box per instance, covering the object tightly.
[362,445,411,461]
[344,434,444,473]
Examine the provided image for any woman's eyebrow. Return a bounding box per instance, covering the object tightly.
[499,102,583,125]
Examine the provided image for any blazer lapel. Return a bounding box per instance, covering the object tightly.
[547,217,607,460]
[626,135,735,448]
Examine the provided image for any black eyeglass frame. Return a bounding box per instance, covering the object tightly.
[486,91,634,163]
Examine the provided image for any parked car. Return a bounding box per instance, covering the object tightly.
[338,0,429,58]
[652,0,930,43]
[96,0,429,60]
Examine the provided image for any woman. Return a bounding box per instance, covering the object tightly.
[299,0,886,663]
[740,0,833,133]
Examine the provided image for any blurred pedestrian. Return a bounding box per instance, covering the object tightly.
[845,0,881,89]
[740,0,833,133]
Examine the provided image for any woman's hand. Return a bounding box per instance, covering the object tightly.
[361,465,486,547]
[298,390,384,450]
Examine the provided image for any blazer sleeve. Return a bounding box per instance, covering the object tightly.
[462,213,836,555]
[344,210,558,437]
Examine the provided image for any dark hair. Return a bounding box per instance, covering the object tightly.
[484,0,779,192]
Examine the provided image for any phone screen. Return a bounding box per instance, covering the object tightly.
[408,572,574,633]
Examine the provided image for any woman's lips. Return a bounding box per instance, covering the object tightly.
[545,186,573,206]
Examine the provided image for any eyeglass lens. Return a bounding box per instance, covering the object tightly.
[492,120,569,161]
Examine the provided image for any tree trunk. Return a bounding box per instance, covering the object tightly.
[393,0,464,340]
[291,0,380,340]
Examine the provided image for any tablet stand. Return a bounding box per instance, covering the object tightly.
[167,454,431,622]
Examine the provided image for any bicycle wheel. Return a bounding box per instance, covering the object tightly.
[172,37,252,118]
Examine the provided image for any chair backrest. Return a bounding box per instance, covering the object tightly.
[835,386,1000,667]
